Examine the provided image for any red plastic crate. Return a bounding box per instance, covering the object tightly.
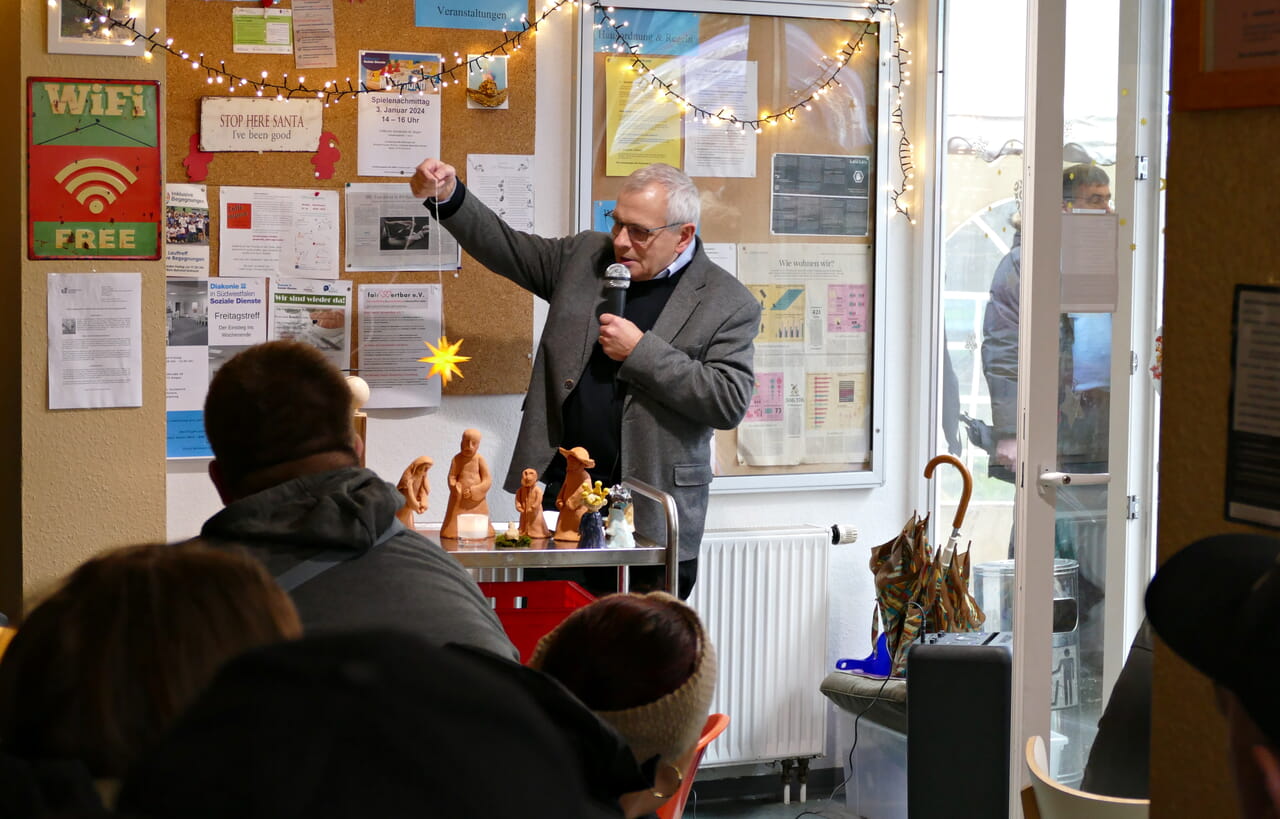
[478,581,596,664]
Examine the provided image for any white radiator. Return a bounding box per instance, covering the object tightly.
[689,525,830,767]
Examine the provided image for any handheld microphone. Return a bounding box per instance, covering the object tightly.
[603,263,630,316]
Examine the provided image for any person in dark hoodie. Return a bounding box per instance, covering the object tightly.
[199,340,516,661]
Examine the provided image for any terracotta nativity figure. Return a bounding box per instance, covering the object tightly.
[439,428,494,539]
[515,467,552,539]
[553,446,594,542]
[395,455,434,528]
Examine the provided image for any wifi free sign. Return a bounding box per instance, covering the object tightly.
[28,78,162,260]
[199,97,323,152]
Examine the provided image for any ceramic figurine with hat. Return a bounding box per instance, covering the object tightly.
[553,446,594,542]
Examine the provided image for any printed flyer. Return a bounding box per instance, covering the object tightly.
[48,272,142,410]
[165,276,268,458]
[164,183,210,277]
[357,51,443,177]
[357,283,442,409]
[736,243,872,466]
[269,277,352,371]
[218,186,340,279]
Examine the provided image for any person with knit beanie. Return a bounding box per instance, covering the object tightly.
[530,592,717,819]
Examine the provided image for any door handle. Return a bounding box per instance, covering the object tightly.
[1037,470,1110,487]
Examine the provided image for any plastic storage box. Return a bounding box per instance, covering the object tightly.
[845,714,907,819]
[477,581,595,663]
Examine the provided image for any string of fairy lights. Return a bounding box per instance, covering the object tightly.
[594,3,914,219]
[63,0,915,220]
[887,18,915,222]
[63,0,563,99]
[598,13,871,132]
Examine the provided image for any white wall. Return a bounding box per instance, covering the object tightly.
[165,0,922,769]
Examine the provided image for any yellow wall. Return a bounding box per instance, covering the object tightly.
[1151,105,1280,815]
[1,0,167,616]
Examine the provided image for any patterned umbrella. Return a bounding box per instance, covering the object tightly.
[869,512,933,676]
[924,455,985,633]
[869,455,985,677]
[945,545,986,632]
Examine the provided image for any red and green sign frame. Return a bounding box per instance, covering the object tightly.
[28,77,162,260]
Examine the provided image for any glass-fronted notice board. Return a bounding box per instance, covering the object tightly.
[577,1,891,489]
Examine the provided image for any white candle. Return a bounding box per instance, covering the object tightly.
[456,513,489,542]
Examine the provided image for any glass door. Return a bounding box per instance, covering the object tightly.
[1030,0,1123,780]
[933,0,1165,807]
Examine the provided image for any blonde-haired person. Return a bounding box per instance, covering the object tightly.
[530,592,716,818]
[0,541,301,815]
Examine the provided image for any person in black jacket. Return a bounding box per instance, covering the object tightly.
[1080,618,1152,798]
[980,163,1113,485]
[117,630,647,819]
[979,164,1114,714]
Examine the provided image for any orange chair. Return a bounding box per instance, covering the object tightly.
[656,713,730,819]
[0,626,16,661]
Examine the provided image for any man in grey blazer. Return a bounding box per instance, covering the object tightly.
[411,158,759,598]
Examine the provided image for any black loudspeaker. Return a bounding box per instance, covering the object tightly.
[906,634,1012,819]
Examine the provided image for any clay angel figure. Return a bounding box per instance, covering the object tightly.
[552,446,594,542]
[515,467,552,539]
[439,429,494,539]
[395,455,434,528]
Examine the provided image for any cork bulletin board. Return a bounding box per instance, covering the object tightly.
[165,0,536,394]
[581,4,891,487]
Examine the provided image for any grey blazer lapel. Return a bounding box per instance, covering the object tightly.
[548,255,608,383]
[650,248,709,343]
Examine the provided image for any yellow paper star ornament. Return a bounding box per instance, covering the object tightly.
[419,336,470,386]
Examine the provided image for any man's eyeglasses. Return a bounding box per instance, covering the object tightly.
[605,209,682,246]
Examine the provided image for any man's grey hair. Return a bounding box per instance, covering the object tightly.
[622,163,701,227]
[1062,163,1110,201]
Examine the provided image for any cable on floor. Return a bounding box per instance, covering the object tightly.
[790,672,894,818]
